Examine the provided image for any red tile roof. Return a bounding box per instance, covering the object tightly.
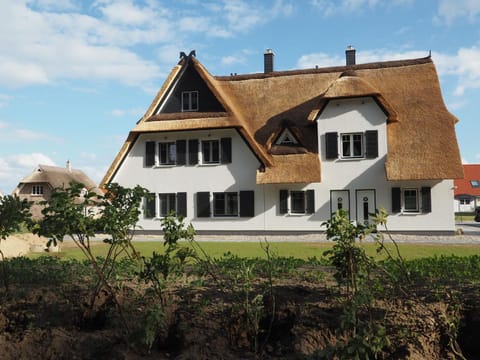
[454,164,480,196]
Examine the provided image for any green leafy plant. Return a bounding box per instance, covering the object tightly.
[0,194,32,291]
[323,209,374,295]
[32,182,148,336]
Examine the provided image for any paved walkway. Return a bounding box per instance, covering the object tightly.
[123,222,480,244]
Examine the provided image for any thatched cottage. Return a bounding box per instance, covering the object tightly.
[13,162,100,220]
[101,48,463,234]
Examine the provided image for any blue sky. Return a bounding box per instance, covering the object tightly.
[1,0,479,193]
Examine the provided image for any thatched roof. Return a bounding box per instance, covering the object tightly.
[101,54,463,185]
[16,164,100,193]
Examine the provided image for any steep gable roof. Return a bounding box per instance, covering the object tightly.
[101,53,463,186]
[454,164,480,197]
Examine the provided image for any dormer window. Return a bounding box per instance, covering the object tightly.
[276,128,299,145]
[181,91,198,112]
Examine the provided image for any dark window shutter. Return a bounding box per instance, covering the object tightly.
[144,193,156,218]
[325,132,338,159]
[279,190,288,214]
[145,141,155,167]
[421,187,432,213]
[196,192,210,217]
[176,192,187,217]
[220,137,232,164]
[176,140,186,165]
[306,189,315,214]
[365,130,378,158]
[392,187,401,213]
[188,139,199,165]
[239,190,255,217]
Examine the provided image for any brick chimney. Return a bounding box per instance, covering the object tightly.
[346,45,356,66]
[264,49,274,73]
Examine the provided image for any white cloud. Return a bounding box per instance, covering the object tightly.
[432,47,480,96]
[0,153,56,192]
[0,95,13,108]
[0,121,58,142]
[436,0,480,25]
[111,109,125,117]
[297,52,343,69]
[309,0,410,15]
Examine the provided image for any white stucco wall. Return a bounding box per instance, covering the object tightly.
[112,128,267,231]
[316,96,456,232]
[112,96,457,233]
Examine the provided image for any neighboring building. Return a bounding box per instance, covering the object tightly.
[101,48,463,234]
[454,164,480,213]
[13,161,100,220]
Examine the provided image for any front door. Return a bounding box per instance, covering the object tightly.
[330,190,350,218]
[356,189,376,226]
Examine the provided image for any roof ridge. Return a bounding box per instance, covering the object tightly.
[215,56,432,81]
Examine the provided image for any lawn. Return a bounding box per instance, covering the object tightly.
[37,240,480,261]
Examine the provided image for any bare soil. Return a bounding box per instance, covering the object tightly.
[1,243,480,359]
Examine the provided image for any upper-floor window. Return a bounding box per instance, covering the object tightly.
[276,128,298,145]
[325,130,378,160]
[202,140,220,164]
[181,91,198,112]
[31,185,44,195]
[471,180,480,188]
[459,198,471,205]
[341,133,363,158]
[201,138,232,165]
[159,142,176,165]
[145,137,231,167]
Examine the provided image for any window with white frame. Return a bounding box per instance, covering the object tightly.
[144,192,187,218]
[460,198,471,205]
[213,192,238,217]
[159,193,177,216]
[279,189,315,215]
[202,139,220,164]
[290,191,306,214]
[181,91,198,112]
[341,133,363,158]
[159,142,176,165]
[31,185,44,195]
[403,189,419,212]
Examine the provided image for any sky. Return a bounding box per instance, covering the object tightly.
[1,0,480,194]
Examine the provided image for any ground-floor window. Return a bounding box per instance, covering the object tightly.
[143,192,187,218]
[403,189,419,212]
[392,187,431,214]
[196,190,255,218]
[213,192,238,217]
[279,189,315,215]
[459,198,471,205]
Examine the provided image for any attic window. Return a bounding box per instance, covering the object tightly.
[181,91,198,112]
[275,128,299,145]
[471,180,480,188]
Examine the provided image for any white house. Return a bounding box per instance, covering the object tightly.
[101,49,463,234]
[454,164,480,213]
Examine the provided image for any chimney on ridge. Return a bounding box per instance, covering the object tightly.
[264,49,274,73]
[345,45,356,66]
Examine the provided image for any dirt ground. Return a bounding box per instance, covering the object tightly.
[1,237,480,359]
